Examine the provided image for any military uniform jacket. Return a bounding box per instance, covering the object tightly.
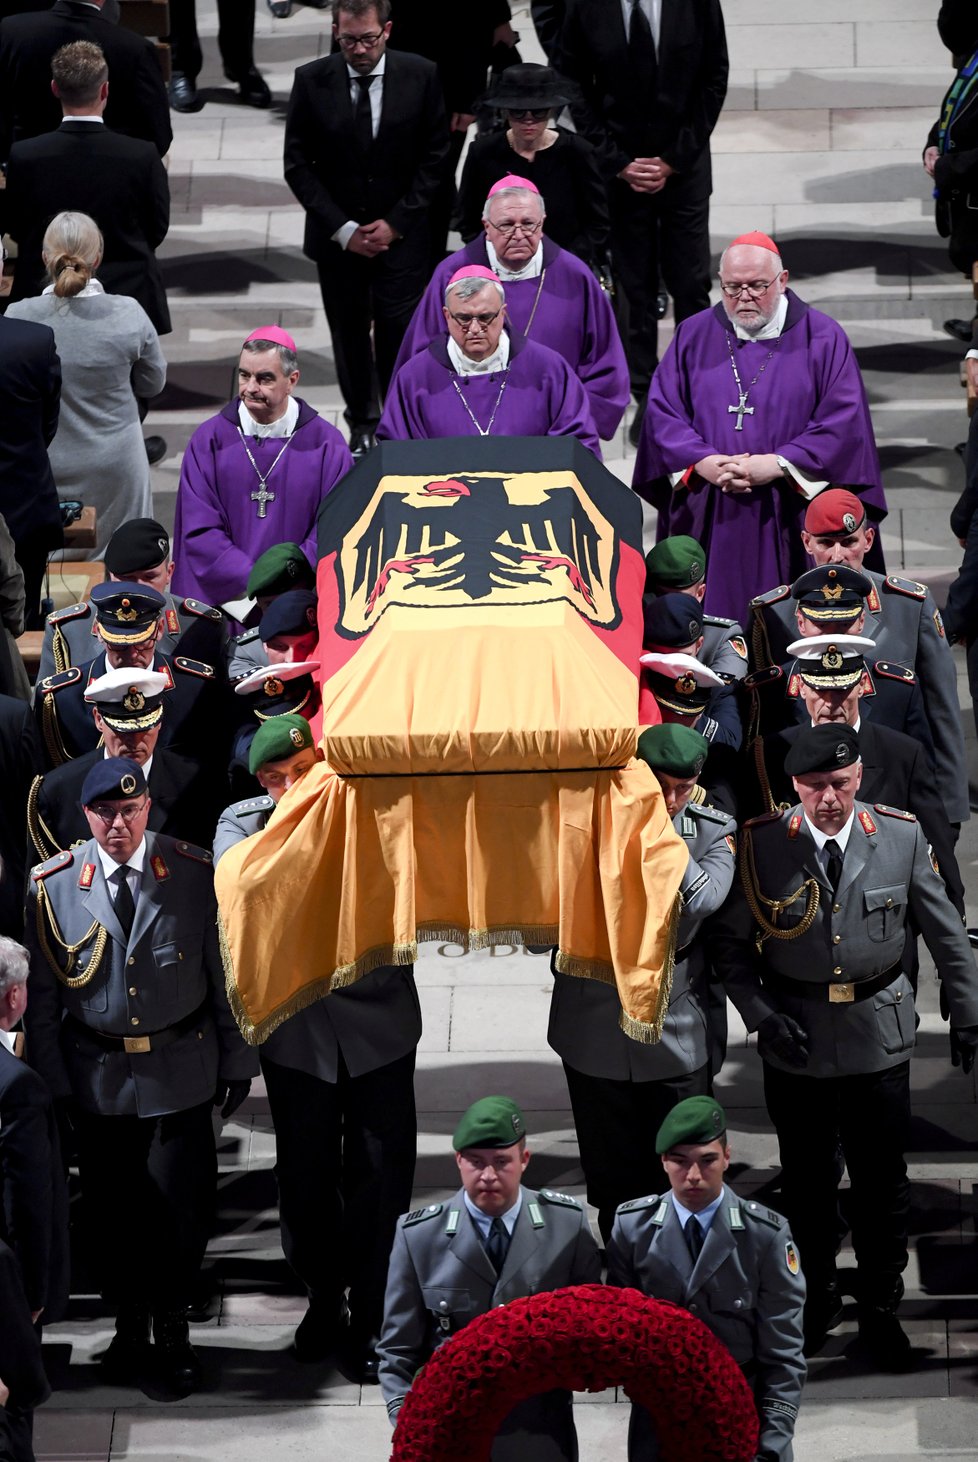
[750,572,967,823]
[36,591,227,686]
[214,799,422,1081]
[711,801,978,1077]
[608,1185,805,1460]
[379,1184,601,1420]
[701,615,749,683]
[226,626,268,684]
[24,832,257,1118]
[548,801,736,1081]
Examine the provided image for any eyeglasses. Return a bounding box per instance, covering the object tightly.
[88,800,148,825]
[486,218,543,236]
[718,277,779,298]
[506,108,551,121]
[447,309,502,331]
[336,30,384,48]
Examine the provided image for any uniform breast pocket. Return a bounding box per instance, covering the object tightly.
[707,1284,754,1319]
[873,980,915,1056]
[153,940,190,1001]
[863,886,904,943]
[423,1287,473,1338]
[73,968,109,1014]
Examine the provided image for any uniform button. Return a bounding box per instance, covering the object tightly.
[178,952,184,961]
[127,957,135,967]
[895,991,903,1003]
[128,987,138,996]
[833,966,842,975]
[130,1017,140,1027]
[197,1031,204,1040]
[833,934,841,944]
[733,1299,743,1310]
[885,898,893,908]
[689,1302,698,1312]
[833,903,841,914]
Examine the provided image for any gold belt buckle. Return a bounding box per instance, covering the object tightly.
[828,983,854,1004]
[123,1035,152,1054]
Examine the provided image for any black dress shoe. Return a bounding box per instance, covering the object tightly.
[101,1307,152,1382]
[153,1312,203,1395]
[338,1332,381,1384]
[943,317,974,343]
[225,65,272,109]
[349,427,377,459]
[168,71,202,113]
[267,0,292,13]
[802,1281,844,1355]
[293,1304,340,1364]
[144,435,168,465]
[628,401,646,449]
[854,1307,913,1371]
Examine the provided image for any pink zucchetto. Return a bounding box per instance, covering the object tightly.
[728,231,780,256]
[487,174,540,197]
[447,265,503,289]
[245,325,298,352]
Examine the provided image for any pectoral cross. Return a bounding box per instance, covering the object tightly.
[728,393,754,431]
[251,483,275,519]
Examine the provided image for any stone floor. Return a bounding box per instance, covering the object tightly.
[28,1,978,1457]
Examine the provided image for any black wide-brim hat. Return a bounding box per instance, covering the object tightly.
[484,63,576,113]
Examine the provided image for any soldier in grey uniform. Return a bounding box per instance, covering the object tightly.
[226,541,315,683]
[215,715,421,1382]
[548,724,736,1242]
[24,757,257,1394]
[36,518,226,685]
[378,1097,601,1458]
[645,535,749,683]
[711,724,978,1367]
[608,1097,806,1462]
[748,488,967,826]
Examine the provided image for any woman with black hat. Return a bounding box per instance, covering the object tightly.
[456,63,610,268]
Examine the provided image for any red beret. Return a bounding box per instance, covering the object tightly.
[804,489,867,537]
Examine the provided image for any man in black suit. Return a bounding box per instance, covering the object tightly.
[0,695,42,941]
[0,938,69,1462]
[3,40,171,334]
[0,252,62,629]
[284,0,450,456]
[165,0,271,114]
[556,0,728,443]
[0,0,170,160]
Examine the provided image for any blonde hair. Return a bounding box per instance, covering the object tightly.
[42,211,103,298]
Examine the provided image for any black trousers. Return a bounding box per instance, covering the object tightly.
[763,1060,911,1292]
[316,229,430,431]
[72,1102,217,1311]
[166,0,255,82]
[261,1048,417,1345]
[562,1061,710,1244]
[609,151,712,401]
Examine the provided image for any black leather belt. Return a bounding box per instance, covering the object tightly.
[763,964,901,1005]
[65,1005,209,1055]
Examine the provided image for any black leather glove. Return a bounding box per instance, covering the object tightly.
[213,1079,251,1119]
[950,1025,978,1074]
[757,1012,809,1068]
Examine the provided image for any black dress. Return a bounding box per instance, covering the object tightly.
[456,124,610,265]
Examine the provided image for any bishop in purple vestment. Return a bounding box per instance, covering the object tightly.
[633,232,886,624]
[172,328,353,610]
[392,176,628,442]
[377,265,600,455]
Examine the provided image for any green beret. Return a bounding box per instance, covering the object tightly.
[453,1096,526,1151]
[246,543,315,599]
[656,1096,727,1154]
[636,723,709,778]
[645,536,706,591]
[248,713,315,775]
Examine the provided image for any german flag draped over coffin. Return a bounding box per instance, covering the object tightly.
[216,438,682,1045]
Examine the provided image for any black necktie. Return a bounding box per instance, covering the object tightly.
[685,1217,704,1263]
[355,75,375,153]
[628,0,658,83]
[112,865,136,937]
[485,1217,510,1273]
[824,838,844,895]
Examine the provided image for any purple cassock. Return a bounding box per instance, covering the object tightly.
[172,399,353,607]
[377,334,601,456]
[633,292,887,624]
[392,235,629,442]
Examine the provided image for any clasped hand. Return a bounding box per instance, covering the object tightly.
[618,157,674,195]
[347,219,398,257]
[694,452,783,493]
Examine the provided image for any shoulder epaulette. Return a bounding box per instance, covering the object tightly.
[743,1200,784,1229]
[744,810,782,828]
[873,660,915,684]
[687,784,706,805]
[174,656,216,679]
[403,1203,443,1227]
[47,601,89,625]
[750,585,790,608]
[233,627,261,646]
[38,667,82,694]
[230,796,275,816]
[181,598,222,622]
[745,665,783,691]
[703,614,738,629]
[538,1189,581,1209]
[616,1193,662,1214]
[874,804,917,821]
[688,802,729,825]
[174,840,213,863]
[883,575,926,600]
[31,849,74,881]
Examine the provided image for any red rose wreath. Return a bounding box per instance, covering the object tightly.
[390,1283,759,1461]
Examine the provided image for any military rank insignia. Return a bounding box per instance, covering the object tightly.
[78,862,96,889]
[151,854,170,882]
[166,608,180,634]
[787,815,802,839]
[785,1241,800,1276]
[857,809,877,836]
[725,834,737,856]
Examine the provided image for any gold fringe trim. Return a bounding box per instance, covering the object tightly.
[328,941,419,990]
[616,890,683,1045]
[553,949,617,986]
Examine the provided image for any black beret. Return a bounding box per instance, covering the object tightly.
[104,519,170,577]
[259,590,318,644]
[784,723,860,777]
[643,593,704,649]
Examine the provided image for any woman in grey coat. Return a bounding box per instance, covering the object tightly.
[5,211,167,560]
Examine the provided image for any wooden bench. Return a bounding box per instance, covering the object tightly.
[118,0,172,83]
[18,553,107,679]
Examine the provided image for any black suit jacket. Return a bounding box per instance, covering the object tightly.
[0,1043,69,1320]
[3,119,171,332]
[0,0,171,160]
[0,697,41,939]
[284,48,450,262]
[0,318,62,559]
[556,0,728,178]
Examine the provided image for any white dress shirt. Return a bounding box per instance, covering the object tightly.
[95,837,147,911]
[333,55,387,250]
[238,396,298,439]
[803,809,856,885]
[620,0,661,49]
